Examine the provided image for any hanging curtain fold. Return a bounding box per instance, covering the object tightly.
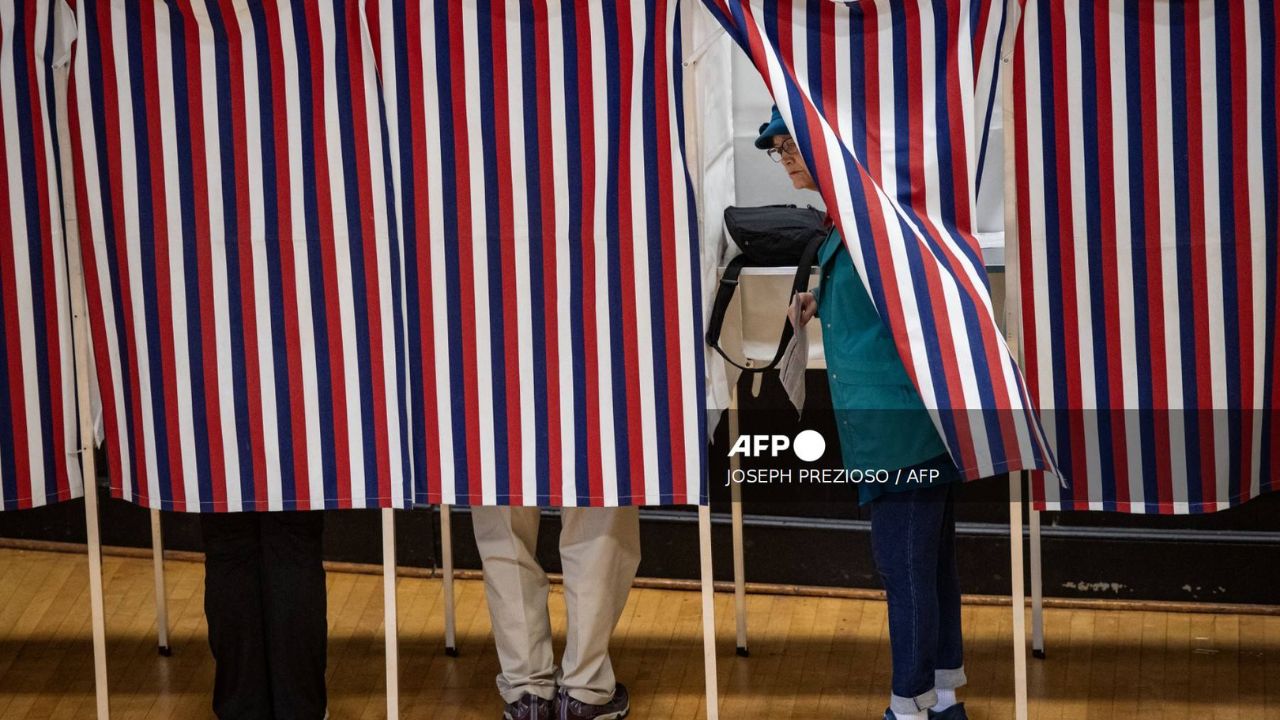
[0,0,82,511]
[1012,0,1280,513]
[372,0,707,507]
[702,0,1057,481]
[70,0,414,512]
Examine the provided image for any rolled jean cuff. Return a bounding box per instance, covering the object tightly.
[936,667,967,690]
[890,689,938,716]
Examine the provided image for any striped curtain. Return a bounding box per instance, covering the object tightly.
[69,0,414,512]
[702,0,1056,481]
[372,0,707,507]
[1013,0,1280,513]
[0,0,82,511]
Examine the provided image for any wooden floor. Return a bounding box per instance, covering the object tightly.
[0,548,1277,719]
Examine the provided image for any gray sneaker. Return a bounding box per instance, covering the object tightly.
[504,693,554,720]
[556,684,630,720]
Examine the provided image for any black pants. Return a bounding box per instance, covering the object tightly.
[201,512,327,720]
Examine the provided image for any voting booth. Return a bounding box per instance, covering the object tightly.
[2,1,1278,718]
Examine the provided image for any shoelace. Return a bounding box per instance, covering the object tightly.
[557,690,576,720]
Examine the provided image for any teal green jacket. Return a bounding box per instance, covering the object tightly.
[813,228,954,504]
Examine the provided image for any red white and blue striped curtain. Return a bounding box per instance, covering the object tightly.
[702,0,1056,481]
[1013,0,1280,513]
[372,0,707,507]
[0,0,82,511]
[69,0,414,512]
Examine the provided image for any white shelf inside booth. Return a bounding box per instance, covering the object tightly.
[720,265,827,370]
[721,244,1005,373]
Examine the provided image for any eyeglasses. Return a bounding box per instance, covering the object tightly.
[766,138,800,163]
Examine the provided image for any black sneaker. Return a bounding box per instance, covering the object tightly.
[556,684,630,720]
[503,693,554,720]
[929,703,968,720]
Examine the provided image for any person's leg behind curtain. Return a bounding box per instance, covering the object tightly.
[933,484,966,699]
[202,513,272,720]
[260,511,328,720]
[557,506,641,706]
[473,506,558,704]
[870,485,951,716]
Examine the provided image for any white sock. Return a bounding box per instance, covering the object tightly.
[893,710,928,720]
[933,688,958,711]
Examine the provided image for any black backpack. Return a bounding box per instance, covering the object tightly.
[704,204,828,372]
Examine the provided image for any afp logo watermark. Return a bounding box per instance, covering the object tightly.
[727,429,827,462]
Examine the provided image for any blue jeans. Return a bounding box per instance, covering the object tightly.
[870,476,966,715]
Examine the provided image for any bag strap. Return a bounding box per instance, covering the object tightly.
[704,234,825,373]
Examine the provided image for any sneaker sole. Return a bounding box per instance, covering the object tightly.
[566,707,628,720]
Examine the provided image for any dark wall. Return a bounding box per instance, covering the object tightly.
[3,488,1278,606]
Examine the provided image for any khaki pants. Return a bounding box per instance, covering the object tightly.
[472,506,640,706]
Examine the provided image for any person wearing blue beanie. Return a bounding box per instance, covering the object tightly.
[756,107,970,720]
[755,104,791,149]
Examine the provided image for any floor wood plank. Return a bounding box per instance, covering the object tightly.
[0,548,1276,719]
